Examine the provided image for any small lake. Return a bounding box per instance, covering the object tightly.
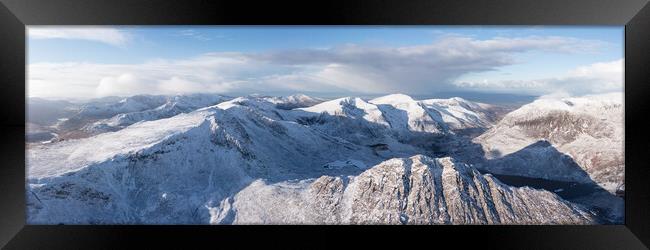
[477,170,603,200]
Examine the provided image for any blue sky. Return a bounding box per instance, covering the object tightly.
[28,26,624,99]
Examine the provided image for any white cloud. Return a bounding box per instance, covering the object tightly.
[567,59,623,81]
[28,54,256,99]
[96,74,152,97]
[453,59,623,95]
[250,35,607,94]
[28,35,617,99]
[28,27,130,46]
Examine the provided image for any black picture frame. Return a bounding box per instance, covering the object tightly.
[1,0,649,249]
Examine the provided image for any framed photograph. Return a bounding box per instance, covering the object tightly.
[1,0,649,248]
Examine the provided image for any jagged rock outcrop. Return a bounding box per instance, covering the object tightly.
[226,155,595,225]
[26,93,613,225]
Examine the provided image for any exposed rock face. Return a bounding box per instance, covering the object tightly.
[227,155,594,225]
[475,93,624,193]
[26,93,613,225]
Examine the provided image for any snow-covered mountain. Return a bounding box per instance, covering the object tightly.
[83,94,229,133]
[370,94,445,133]
[228,155,594,225]
[474,93,624,193]
[298,96,388,126]
[76,95,170,119]
[298,94,499,135]
[293,94,500,148]
[37,94,228,141]
[25,93,618,224]
[27,97,387,224]
[420,97,502,133]
[294,97,395,146]
[52,95,170,137]
[259,93,325,110]
[35,94,324,141]
[27,118,595,225]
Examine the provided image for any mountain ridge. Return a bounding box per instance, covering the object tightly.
[25,92,621,224]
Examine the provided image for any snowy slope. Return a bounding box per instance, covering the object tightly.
[420,97,497,131]
[83,94,229,133]
[76,95,169,118]
[27,99,384,224]
[28,138,596,224]
[28,111,212,180]
[474,93,624,193]
[26,93,612,224]
[299,97,388,125]
[53,95,170,136]
[260,94,325,110]
[225,155,594,225]
[41,93,496,144]
[297,94,498,135]
[293,94,498,149]
[369,94,445,134]
[294,97,393,144]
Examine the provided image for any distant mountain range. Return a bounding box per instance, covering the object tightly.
[25,92,623,224]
